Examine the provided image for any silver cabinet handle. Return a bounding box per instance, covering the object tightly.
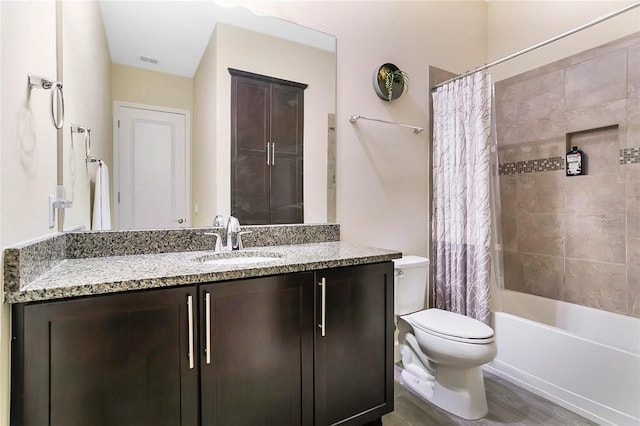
[271,142,275,166]
[205,292,211,365]
[266,142,270,166]
[174,219,184,224]
[187,295,194,369]
[319,278,326,337]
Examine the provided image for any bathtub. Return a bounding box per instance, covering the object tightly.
[486,290,640,425]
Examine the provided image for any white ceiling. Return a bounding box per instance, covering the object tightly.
[99,0,336,78]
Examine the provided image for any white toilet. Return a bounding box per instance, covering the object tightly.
[393,256,497,420]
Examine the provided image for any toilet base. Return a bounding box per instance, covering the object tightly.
[400,344,489,420]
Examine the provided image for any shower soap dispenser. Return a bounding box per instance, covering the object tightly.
[566,146,585,176]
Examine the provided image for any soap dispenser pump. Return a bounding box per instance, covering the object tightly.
[566,146,585,176]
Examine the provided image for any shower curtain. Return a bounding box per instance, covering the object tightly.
[432,72,493,325]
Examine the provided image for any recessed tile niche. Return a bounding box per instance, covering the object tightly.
[495,32,640,318]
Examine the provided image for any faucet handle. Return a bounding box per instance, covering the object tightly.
[213,215,225,227]
[237,231,252,251]
[203,232,222,252]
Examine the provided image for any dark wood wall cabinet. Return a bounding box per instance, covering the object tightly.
[11,263,394,426]
[230,68,306,225]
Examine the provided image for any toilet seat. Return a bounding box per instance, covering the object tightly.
[408,309,495,344]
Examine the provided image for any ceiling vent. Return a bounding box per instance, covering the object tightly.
[139,55,159,64]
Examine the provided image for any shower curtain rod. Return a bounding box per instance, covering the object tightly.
[432,1,640,90]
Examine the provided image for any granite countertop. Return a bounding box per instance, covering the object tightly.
[5,242,401,304]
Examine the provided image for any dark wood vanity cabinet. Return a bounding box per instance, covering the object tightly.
[199,273,315,426]
[11,286,199,426]
[315,262,395,426]
[11,263,393,426]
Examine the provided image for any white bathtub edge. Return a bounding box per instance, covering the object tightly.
[484,361,640,426]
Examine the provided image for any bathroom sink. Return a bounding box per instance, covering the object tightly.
[194,251,282,266]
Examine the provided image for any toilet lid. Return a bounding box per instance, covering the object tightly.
[409,309,495,344]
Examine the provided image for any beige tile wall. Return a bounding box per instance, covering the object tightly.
[496,32,640,318]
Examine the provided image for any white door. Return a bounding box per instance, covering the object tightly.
[115,104,190,230]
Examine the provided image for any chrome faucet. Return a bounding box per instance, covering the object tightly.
[226,216,240,251]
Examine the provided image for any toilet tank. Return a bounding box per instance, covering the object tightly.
[393,256,429,315]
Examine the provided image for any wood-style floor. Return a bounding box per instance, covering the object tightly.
[382,369,597,426]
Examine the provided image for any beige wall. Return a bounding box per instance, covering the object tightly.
[111,63,193,111]
[488,1,640,82]
[61,1,112,232]
[192,25,218,227]
[1,2,58,424]
[1,2,58,246]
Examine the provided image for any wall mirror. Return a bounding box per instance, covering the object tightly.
[61,0,336,232]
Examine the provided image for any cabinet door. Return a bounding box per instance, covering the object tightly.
[315,262,394,426]
[270,82,304,224]
[11,287,199,426]
[200,273,314,426]
[231,75,271,224]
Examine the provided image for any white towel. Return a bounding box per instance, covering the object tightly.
[92,161,112,230]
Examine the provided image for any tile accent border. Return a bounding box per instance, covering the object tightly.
[499,146,640,176]
[499,156,565,176]
[620,147,640,164]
